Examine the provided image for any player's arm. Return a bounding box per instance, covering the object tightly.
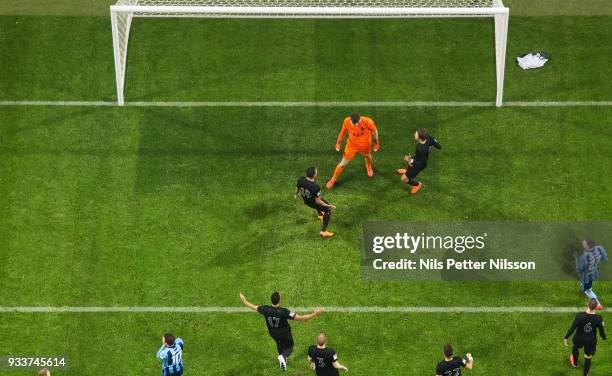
[333,361,348,372]
[294,307,324,321]
[336,124,348,151]
[564,316,579,344]
[600,246,609,262]
[156,341,169,362]
[239,293,258,312]
[464,353,474,370]
[576,254,587,273]
[430,136,441,150]
[307,356,316,370]
[175,338,184,349]
[367,119,380,151]
[598,319,607,341]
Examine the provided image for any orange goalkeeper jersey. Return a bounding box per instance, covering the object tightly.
[337,116,378,149]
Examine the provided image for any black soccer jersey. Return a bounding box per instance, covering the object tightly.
[297,176,322,207]
[308,346,340,376]
[413,135,441,168]
[436,357,467,376]
[257,305,296,335]
[565,312,607,344]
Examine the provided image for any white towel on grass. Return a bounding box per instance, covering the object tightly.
[517,52,549,70]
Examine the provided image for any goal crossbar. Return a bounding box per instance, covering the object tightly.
[111,1,508,105]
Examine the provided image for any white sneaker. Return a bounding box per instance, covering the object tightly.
[278,355,287,371]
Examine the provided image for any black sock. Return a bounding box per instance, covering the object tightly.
[321,210,331,231]
[583,358,591,375]
[282,346,293,360]
[408,178,419,186]
[572,346,579,366]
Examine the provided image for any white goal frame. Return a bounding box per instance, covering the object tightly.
[111,1,509,106]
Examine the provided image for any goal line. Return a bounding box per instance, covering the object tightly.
[0,306,595,313]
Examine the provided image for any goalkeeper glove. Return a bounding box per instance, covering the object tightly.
[373,141,380,152]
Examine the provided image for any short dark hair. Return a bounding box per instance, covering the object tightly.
[164,333,176,346]
[271,291,281,305]
[443,344,453,357]
[306,166,317,178]
[588,298,598,310]
[350,113,361,124]
[585,238,596,249]
[417,128,429,141]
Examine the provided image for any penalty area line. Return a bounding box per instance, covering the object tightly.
[0,306,593,313]
[0,100,612,107]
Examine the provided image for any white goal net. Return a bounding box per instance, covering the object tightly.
[111,0,508,105]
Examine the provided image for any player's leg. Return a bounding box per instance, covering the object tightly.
[583,354,592,376]
[570,343,580,367]
[327,149,355,188]
[317,201,334,238]
[361,150,374,177]
[404,167,424,195]
[273,335,287,371]
[583,344,596,376]
[582,281,603,310]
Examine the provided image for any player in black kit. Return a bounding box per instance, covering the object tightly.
[435,344,473,376]
[295,166,336,238]
[239,292,324,372]
[564,298,607,376]
[308,333,348,375]
[396,128,441,195]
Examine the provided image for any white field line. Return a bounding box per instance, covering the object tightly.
[0,306,595,313]
[1,100,612,108]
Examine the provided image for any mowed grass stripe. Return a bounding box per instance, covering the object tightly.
[0,306,596,313]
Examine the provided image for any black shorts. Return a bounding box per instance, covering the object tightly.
[405,164,425,179]
[270,331,294,353]
[574,339,597,356]
[306,200,331,213]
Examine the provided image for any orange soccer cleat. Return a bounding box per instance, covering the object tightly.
[326,178,336,189]
[410,182,423,195]
[320,231,335,238]
[396,168,407,175]
[596,304,604,311]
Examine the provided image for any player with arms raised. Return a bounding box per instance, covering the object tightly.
[326,113,379,189]
[156,333,184,376]
[240,292,324,372]
[435,344,473,376]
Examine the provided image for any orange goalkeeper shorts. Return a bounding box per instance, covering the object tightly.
[343,145,371,160]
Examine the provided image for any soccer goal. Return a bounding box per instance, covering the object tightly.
[110,0,509,106]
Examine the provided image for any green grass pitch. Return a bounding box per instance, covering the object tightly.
[1,1,611,375]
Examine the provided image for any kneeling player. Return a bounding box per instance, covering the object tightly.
[436,344,473,376]
[397,128,441,195]
[240,292,324,372]
[326,113,379,189]
[308,333,348,375]
[296,167,336,238]
[564,298,607,376]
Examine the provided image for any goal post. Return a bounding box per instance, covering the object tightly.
[110,0,509,106]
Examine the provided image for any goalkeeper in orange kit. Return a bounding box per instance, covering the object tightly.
[326,113,379,189]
